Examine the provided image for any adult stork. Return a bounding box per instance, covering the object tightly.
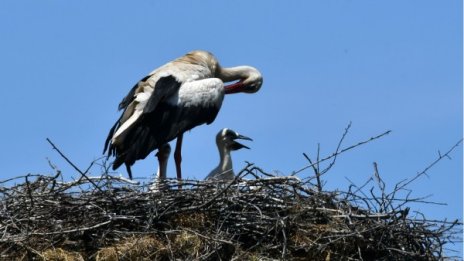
[103,50,262,180]
[205,128,252,181]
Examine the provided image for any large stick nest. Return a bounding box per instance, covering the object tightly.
[0,164,460,260]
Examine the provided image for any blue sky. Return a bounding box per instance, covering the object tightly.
[1,0,462,255]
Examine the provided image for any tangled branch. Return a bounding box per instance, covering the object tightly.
[0,163,460,260]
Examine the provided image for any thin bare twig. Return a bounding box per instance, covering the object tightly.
[293,130,391,176]
[320,121,352,175]
[388,139,463,198]
[46,138,109,198]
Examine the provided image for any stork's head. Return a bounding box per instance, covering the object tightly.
[221,66,263,94]
[241,66,263,93]
[217,128,252,151]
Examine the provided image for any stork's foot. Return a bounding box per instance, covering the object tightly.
[149,178,169,193]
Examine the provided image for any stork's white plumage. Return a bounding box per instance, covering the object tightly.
[205,128,252,181]
[104,50,262,180]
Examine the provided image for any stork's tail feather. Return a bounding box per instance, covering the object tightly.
[109,122,159,176]
[112,156,125,172]
[125,164,133,180]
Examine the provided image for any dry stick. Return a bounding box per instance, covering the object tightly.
[302,153,321,192]
[159,163,254,217]
[181,228,234,245]
[293,130,392,177]
[31,220,112,235]
[320,121,352,175]
[388,138,463,199]
[316,143,321,176]
[372,162,388,213]
[346,176,373,197]
[46,138,110,200]
[24,176,34,208]
[344,177,375,210]
[301,122,352,191]
[24,175,34,244]
[346,194,447,206]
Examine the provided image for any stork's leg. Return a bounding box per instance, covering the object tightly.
[156,153,165,180]
[151,146,167,192]
[174,133,183,182]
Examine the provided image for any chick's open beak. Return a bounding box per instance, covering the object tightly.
[230,134,253,150]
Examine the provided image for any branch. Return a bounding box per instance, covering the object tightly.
[388,139,463,198]
[293,129,392,176]
[320,121,352,175]
[46,138,110,199]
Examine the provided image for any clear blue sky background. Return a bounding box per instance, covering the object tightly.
[1,0,462,256]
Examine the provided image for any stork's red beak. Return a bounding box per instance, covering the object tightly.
[224,80,245,94]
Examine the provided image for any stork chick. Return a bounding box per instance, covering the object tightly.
[205,128,252,181]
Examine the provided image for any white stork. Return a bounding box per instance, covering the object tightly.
[103,50,262,179]
[205,128,252,181]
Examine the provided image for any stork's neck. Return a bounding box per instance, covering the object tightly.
[217,66,255,82]
[217,145,234,176]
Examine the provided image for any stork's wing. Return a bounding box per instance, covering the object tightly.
[118,75,152,111]
[103,75,181,155]
[143,76,181,113]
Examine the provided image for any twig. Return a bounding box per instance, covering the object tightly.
[302,152,322,192]
[293,130,391,176]
[46,138,109,198]
[388,139,463,198]
[31,220,112,235]
[320,121,352,175]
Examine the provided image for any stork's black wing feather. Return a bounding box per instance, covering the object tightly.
[103,114,121,155]
[143,75,181,114]
[104,75,182,167]
[111,97,221,170]
[118,74,151,111]
[104,75,181,155]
